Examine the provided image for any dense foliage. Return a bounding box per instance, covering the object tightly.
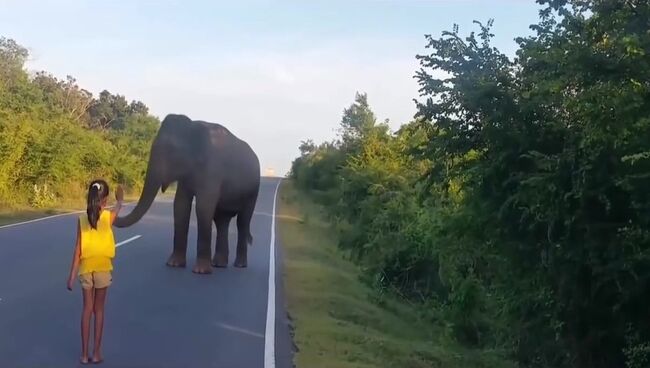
[290,1,650,367]
[0,37,158,208]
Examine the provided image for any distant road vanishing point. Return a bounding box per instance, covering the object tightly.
[264,168,276,177]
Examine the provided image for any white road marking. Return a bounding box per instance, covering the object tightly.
[264,179,282,368]
[0,211,85,229]
[254,211,274,217]
[215,322,264,339]
[0,203,134,230]
[116,235,142,247]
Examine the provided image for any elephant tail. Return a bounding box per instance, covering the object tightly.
[248,232,253,246]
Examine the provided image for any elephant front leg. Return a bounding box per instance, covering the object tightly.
[212,212,232,268]
[167,183,192,268]
[193,196,216,274]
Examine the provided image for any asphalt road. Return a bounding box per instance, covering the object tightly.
[0,177,293,368]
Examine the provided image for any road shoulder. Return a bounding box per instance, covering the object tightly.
[277,181,514,368]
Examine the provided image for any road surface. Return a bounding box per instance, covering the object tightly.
[0,177,293,368]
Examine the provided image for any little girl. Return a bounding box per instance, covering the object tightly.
[67,179,123,365]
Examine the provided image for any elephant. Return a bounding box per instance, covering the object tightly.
[114,114,261,274]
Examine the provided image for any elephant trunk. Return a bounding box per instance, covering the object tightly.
[113,163,160,228]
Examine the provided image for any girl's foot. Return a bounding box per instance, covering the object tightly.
[91,353,103,364]
[80,356,89,365]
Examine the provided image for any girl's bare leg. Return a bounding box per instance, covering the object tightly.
[81,288,94,363]
[92,287,107,363]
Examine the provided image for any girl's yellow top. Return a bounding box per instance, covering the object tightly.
[78,210,115,275]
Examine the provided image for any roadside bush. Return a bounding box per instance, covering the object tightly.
[0,37,158,208]
[290,1,650,367]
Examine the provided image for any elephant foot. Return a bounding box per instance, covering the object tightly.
[211,254,228,268]
[192,258,213,274]
[166,252,186,268]
[234,256,248,268]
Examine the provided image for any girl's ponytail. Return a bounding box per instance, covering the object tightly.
[87,179,109,229]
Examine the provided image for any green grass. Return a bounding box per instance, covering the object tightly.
[277,181,513,368]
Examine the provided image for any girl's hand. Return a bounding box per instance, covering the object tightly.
[116,185,124,202]
[67,278,74,291]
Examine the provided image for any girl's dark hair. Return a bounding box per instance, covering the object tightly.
[87,179,109,229]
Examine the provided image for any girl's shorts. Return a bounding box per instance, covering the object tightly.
[79,272,112,289]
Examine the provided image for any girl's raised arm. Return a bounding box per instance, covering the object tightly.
[111,185,124,225]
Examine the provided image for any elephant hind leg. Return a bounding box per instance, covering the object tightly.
[212,211,233,268]
[234,202,255,268]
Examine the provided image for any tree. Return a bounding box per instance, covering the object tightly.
[0,37,40,114]
[128,100,149,116]
[338,92,378,151]
[292,1,650,367]
[88,90,130,130]
[87,90,152,130]
[298,139,316,156]
[0,36,159,208]
[32,72,93,122]
[415,1,650,366]
[0,37,28,80]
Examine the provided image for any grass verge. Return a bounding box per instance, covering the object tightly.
[277,180,513,368]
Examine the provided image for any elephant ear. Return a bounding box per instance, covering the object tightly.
[185,121,212,164]
[159,114,209,166]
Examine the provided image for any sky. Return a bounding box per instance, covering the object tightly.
[1,0,542,176]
